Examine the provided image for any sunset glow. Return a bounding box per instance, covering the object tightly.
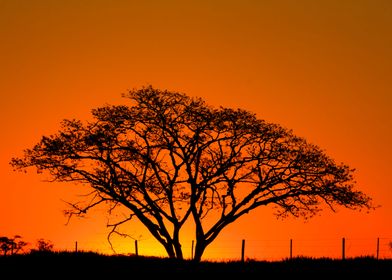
[1,0,391,260]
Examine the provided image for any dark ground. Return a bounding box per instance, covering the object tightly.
[1,251,391,279]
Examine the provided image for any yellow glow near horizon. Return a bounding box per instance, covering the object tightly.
[1,0,391,260]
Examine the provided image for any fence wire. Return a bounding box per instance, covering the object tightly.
[52,237,392,261]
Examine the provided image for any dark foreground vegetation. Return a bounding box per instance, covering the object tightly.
[0,251,391,279]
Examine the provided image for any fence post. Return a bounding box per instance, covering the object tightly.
[191,240,194,260]
[135,240,138,256]
[342,237,345,260]
[290,239,293,260]
[75,241,78,253]
[241,239,245,262]
[376,237,379,260]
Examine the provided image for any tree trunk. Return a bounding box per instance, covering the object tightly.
[172,226,183,260]
[174,243,183,260]
[162,242,176,259]
[161,240,184,260]
[193,241,206,262]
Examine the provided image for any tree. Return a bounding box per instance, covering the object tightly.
[35,238,54,252]
[0,235,28,256]
[10,86,373,262]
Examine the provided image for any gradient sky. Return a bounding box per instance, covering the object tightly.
[1,0,391,260]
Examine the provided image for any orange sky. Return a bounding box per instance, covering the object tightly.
[1,0,391,260]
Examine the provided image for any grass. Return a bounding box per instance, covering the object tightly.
[1,251,391,278]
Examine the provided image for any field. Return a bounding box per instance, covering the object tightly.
[1,251,391,278]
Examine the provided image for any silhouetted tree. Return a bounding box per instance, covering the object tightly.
[0,235,27,255]
[10,86,373,262]
[35,238,54,252]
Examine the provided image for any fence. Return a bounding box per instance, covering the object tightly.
[200,237,392,261]
[58,236,392,261]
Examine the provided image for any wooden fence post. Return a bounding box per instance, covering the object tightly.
[135,240,138,256]
[376,237,379,260]
[75,241,78,253]
[342,237,345,260]
[191,240,194,260]
[290,239,293,260]
[241,239,245,262]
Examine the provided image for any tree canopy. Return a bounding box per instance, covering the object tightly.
[10,86,373,261]
[0,235,27,256]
